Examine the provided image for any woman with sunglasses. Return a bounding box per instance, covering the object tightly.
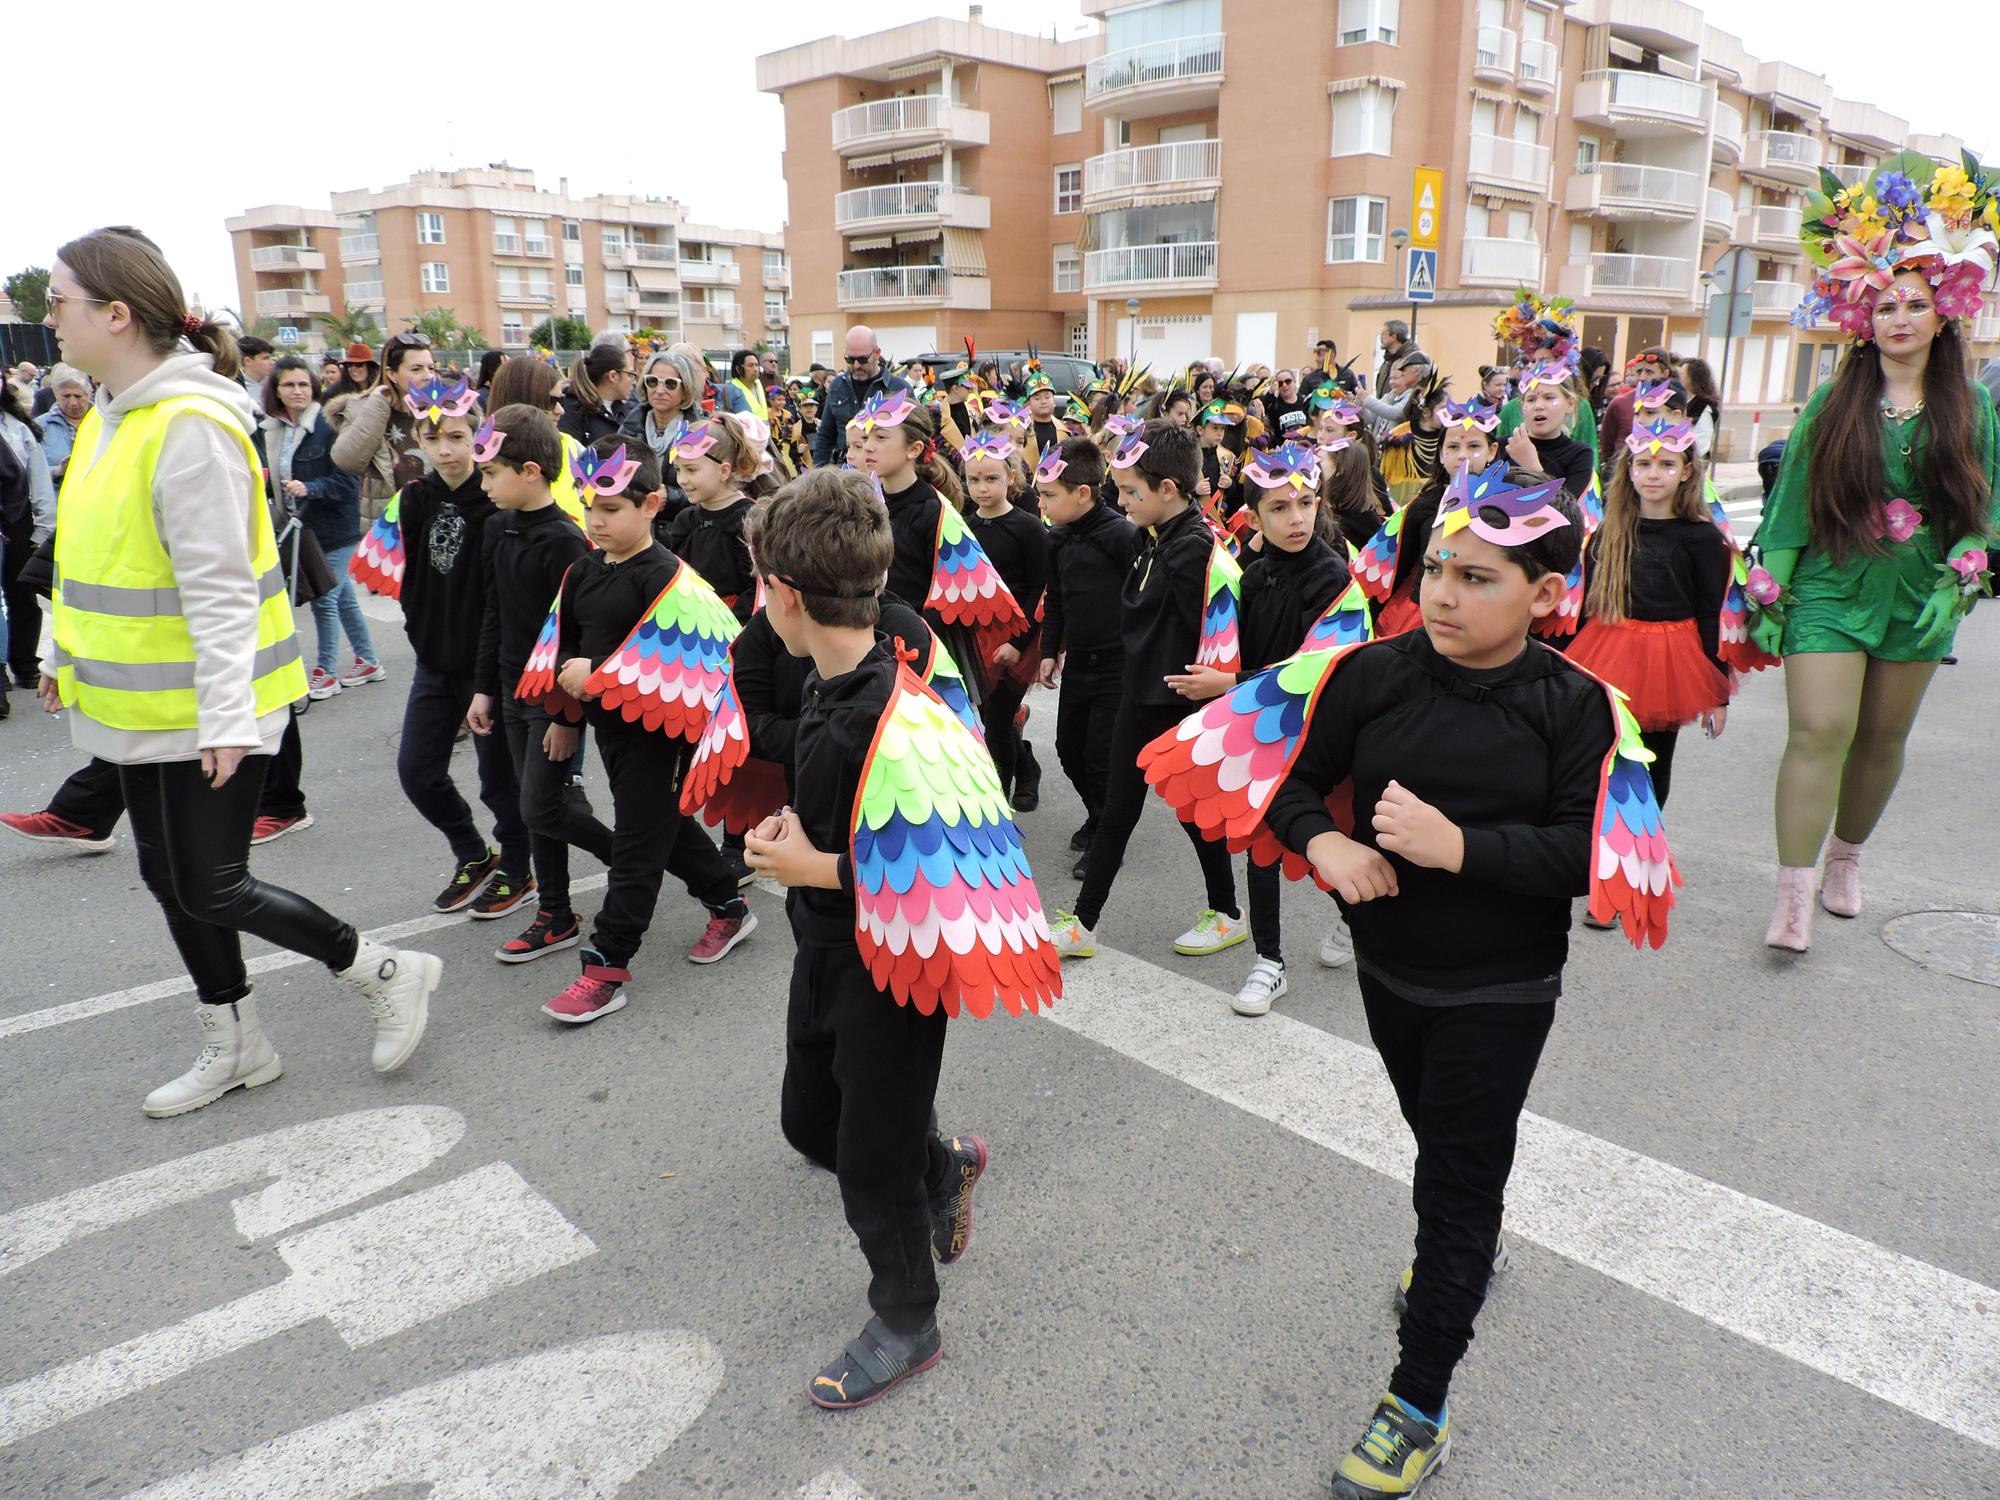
[618,345,705,462]
[329,331,437,522]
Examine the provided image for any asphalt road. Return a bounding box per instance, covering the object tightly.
[1,596,1995,1499]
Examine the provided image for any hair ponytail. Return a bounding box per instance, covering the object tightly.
[894,402,964,508]
[58,225,241,379]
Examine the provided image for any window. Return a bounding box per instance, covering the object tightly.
[502,319,524,345]
[1054,243,1081,293]
[1512,109,1540,146]
[1051,80,1083,136]
[417,212,445,245]
[763,249,786,280]
[420,262,449,293]
[563,220,582,242]
[1337,0,1399,45]
[766,296,786,323]
[1104,0,1219,50]
[566,264,584,287]
[1054,165,1083,215]
[604,229,627,255]
[1575,136,1601,172]
[1326,196,1387,262]
[1331,86,1396,156]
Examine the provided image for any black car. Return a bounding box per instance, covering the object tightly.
[906,350,1100,396]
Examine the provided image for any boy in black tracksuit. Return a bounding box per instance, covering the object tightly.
[400,409,529,917]
[470,414,604,963]
[965,470,1047,800]
[741,469,987,1412]
[1262,487,1612,1496]
[1050,421,1241,957]
[1037,436,1135,876]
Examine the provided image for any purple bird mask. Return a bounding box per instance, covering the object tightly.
[1241,440,1321,495]
[571,443,642,496]
[1437,460,1572,547]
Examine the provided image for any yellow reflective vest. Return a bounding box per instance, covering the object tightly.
[51,394,306,731]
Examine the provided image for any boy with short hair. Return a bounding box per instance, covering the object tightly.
[1049,420,1243,958]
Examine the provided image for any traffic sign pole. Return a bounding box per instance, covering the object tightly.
[1408,167,1444,344]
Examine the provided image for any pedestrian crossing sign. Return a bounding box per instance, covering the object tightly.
[1405,248,1437,304]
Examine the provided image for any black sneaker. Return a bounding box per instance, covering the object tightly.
[807,1316,942,1410]
[724,847,755,888]
[929,1133,988,1264]
[1071,852,1090,881]
[433,850,500,913]
[495,908,581,963]
[1069,820,1096,853]
[1011,743,1041,811]
[468,869,536,921]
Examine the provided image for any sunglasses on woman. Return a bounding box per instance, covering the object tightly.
[644,375,682,391]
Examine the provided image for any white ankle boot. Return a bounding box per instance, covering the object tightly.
[1819,837,1864,918]
[1764,866,1815,952]
[143,997,282,1118]
[337,939,442,1073]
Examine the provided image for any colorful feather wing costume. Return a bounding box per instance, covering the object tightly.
[1197,541,1243,672]
[349,494,405,598]
[678,657,789,833]
[582,560,741,739]
[1352,507,1406,603]
[514,565,582,721]
[928,502,1027,635]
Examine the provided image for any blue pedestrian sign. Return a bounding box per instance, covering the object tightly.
[276,325,300,346]
[1404,248,1438,304]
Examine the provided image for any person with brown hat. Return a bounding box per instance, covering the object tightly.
[327,332,437,521]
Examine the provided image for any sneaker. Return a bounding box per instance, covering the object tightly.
[543,954,630,1024]
[1069,820,1096,853]
[929,1134,988,1264]
[250,812,315,846]
[807,1316,942,1411]
[687,906,757,964]
[468,870,536,921]
[1331,1396,1450,1498]
[496,908,582,964]
[724,846,755,888]
[1317,915,1354,968]
[1172,907,1247,957]
[0,811,116,853]
[12,667,41,691]
[1070,852,1090,881]
[1048,910,1097,958]
[1231,957,1288,1017]
[433,849,500,914]
[307,667,343,701]
[1011,743,1041,811]
[1394,1233,1510,1319]
[1581,909,1617,931]
[340,657,388,687]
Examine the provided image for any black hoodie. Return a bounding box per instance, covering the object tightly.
[557,539,681,733]
[663,497,758,622]
[397,466,497,677]
[1121,500,1213,706]
[1042,500,1138,661]
[475,502,591,704]
[1237,535,1351,675]
[880,475,945,609]
[789,636,903,947]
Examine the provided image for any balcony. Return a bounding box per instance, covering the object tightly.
[1711,102,1744,163]
[344,280,384,304]
[830,95,991,156]
[250,245,325,273]
[1084,33,1223,118]
[1742,130,1824,187]
[1577,0,1705,49]
[1750,278,1804,317]
[524,236,552,256]
[1561,252,1692,301]
[766,307,789,328]
[1830,98,1907,153]
[493,233,521,254]
[498,285,556,306]
[1460,236,1544,288]
[1734,204,1804,253]
[1828,161,1873,191]
[1704,188,1732,242]
[1565,161,1701,219]
[338,233,379,262]
[1574,69,1713,135]
[604,287,632,311]
[1467,134,1551,196]
[1082,139,1223,208]
[255,289,331,316]
[833,183,992,234]
[678,260,742,285]
[1519,37,1557,93]
[1473,26,1517,82]
[764,265,791,290]
[627,242,679,265]
[836,265,991,311]
[1082,240,1219,293]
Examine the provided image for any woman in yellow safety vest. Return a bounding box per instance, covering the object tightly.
[39,227,446,1118]
[719,348,769,421]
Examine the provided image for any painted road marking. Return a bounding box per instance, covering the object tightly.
[0,1107,464,1275]
[0,1161,596,1446]
[1048,946,2000,1450]
[122,1331,723,1499]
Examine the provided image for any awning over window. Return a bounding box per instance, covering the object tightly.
[892,144,943,164]
[1328,74,1405,94]
[849,235,895,253]
[942,227,987,277]
[893,229,944,247]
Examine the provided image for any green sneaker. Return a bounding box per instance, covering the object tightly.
[1048,910,1097,958]
[1332,1395,1450,1497]
[1394,1233,1510,1318]
[1172,907,1246,956]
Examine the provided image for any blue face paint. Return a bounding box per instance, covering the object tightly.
[1436,549,1453,561]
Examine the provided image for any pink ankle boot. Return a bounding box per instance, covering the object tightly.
[1819,837,1863,918]
[1765,866,1814,952]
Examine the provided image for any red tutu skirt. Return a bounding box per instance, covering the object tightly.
[1377,585,1424,639]
[1567,617,1729,731]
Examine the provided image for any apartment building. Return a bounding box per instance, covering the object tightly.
[226,167,789,362]
[760,1,1994,439]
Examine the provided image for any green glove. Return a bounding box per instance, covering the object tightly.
[1912,579,1962,654]
[1749,609,1786,658]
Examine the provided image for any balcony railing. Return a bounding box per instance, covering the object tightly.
[679,260,741,284]
[1587,252,1691,292]
[830,94,990,151]
[493,233,522,254]
[1518,37,1557,92]
[1082,240,1219,291]
[1084,33,1224,103]
[1580,68,1712,127]
[1705,189,1733,237]
[255,289,330,314]
[250,245,323,271]
[1713,101,1745,159]
[629,242,678,263]
[523,236,552,256]
[1751,278,1803,312]
[831,182,991,229]
[838,265,952,302]
[1467,133,1551,193]
[498,285,555,305]
[1473,26,1518,80]
[1579,160,1701,210]
[339,233,379,261]
[345,280,384,303]
[1736,204,1804,246]
[1082,139,1223,203]
[1461,236,1544,286]
[1747,130,1824,177]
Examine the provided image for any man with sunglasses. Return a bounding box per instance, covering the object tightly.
[809,325,910,468]
[329,332,438,520]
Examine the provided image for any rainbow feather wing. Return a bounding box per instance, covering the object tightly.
[1352,508,1405,603]
[1719,549,1781,673]
[583,561,742,740]
[1584,689,1680,948]
[922,639,985,741]
[679,662,788,833]
[851,667,1061,1020]
[514,570,581,720]
[1303,579,1375,650]
[928,503,1027,633]
[1197,542,1243,672]
[349,495,404,598]
[1578,472,1605,535]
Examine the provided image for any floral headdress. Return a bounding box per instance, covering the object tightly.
[960,429,1016,464]
[1437,461,1571,547]
[404,376,477,424]
[1624,418,1697,459]
[1793,149,1999,338]
[1436,396,1500,433]
[1240,440,1321,495]
[1492,289,1579,365]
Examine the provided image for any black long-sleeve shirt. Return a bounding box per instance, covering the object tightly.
[1121,501,1214,706]
[967,504,1048,653]
[397,467,498,677]
[789,638,901,948]
[474,503,590,703]
[1237,536,1351,675]
[1042,501,1137,660]
[881,476,944,609]
[1530,433,1596,502]
[557,540,680,733]
[1576,516,1733,672]
[663,497,757,622]
[1267,630,1615,996]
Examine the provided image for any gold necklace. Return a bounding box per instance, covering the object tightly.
[1880,398,1924,422]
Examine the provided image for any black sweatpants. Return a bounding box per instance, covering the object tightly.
[1247,858,1284,964]
[1074,699,1237,932]
[1054,649,1121,826]
[397,663,528,874]
[49,715,307,837]
[781,936,952,1335]
[1640,728,1679,808]
[1358,971,1555,1416]
[124,757,358,1006]
[589,725,739,969]
[499,696,603,917]
[980,676,1028,795]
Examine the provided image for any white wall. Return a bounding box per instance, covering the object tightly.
[1115,314,1213,371]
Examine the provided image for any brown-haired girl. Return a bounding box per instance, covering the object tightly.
[665,412,763,623]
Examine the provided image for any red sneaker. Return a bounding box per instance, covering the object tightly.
[250,812,315,846]
[0,811,116,853]
[542,958,630,1024]
[687,907,757,964]
[496,909,581,964]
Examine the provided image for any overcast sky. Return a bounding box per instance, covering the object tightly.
[3,0,1987,321]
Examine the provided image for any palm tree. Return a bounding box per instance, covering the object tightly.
[403,308,488,351]
[315,302,381,350]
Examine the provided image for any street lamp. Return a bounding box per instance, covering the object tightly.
[1388,227,1416,341]
[1125,296,1140,372]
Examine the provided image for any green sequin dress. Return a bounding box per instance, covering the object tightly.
[1753,380,2000,661]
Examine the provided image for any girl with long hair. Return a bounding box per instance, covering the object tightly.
[1356,397,1502,639]
[856,392,979,685]
[1315,434,1386,553]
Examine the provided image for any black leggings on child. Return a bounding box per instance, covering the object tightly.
[1640,728,1678,808]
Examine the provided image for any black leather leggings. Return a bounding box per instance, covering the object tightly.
[123,757,358,1005]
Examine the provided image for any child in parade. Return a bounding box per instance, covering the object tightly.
[1492,292,1601,468]
[1502,361,1596,503]
[1353,398,1504,639]
[961,432,1047,799]
[666,412,763,624]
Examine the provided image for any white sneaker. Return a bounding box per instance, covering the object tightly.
[1231,957,1288,1017]
[337,939,442,1072]
[1048,910,1098,958]
[1316,915,1354,968]
[1172,907,1247,957]
[307,668,343,701]
[142,997,283,1118]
